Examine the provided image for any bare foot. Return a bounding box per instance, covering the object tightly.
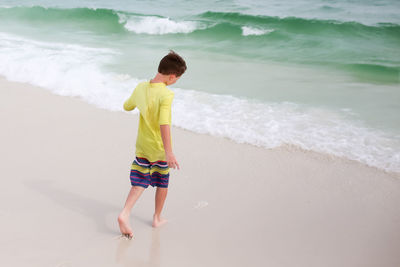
[118,212,133,239]
[152,214,168,228]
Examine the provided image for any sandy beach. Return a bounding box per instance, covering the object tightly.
[1,75,400,267]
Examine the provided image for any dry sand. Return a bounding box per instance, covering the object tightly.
[1,76,400,267]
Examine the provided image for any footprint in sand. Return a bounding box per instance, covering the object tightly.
[113,235,133,240]
[194,201,209,209]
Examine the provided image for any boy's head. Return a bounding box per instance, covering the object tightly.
[158,50,187,85]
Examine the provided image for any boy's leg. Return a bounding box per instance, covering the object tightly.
[118,186,145,238]
[152,187,168,227]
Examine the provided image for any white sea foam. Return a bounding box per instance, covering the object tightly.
[241,26,274,36]
[172,87,400,173]
[0,32,399,173]
[118,14,199,35]
[0,32,139,111]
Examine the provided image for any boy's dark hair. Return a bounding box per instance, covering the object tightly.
[158,50,187,77]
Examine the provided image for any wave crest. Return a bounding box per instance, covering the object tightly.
[119,15,199,35]
[241,26,274,36]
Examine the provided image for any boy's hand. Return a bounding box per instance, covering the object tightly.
[166,152,180,170]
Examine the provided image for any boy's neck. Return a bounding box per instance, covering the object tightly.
[150,73,168,85]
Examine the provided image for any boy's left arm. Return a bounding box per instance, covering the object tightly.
[123,90,136,111]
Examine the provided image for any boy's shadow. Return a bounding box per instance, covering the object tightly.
[23,179,150,235]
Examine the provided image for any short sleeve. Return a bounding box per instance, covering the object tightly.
[158,93,174,125]
[123,88,137,111]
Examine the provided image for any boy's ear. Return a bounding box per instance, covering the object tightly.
[167,74,177,82]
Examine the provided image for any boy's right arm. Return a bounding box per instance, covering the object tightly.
[160,124,180,170]
[159,92,179,169]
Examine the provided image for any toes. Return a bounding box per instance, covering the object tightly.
[123,233,133,240]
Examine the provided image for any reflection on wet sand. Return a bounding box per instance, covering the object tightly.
[116,228,161,267]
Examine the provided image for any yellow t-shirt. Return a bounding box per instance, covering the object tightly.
[123,81,174,162]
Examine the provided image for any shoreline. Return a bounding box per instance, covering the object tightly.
[1,75,399,177]
[1,75,400,267]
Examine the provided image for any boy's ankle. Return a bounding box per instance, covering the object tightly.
[120,210,130,217]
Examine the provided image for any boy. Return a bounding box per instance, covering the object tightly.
[118,51,187,239]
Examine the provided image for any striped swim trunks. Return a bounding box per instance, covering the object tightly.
[130,156,170,188]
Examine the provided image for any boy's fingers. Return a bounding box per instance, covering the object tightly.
[168,162,179,169]
[167,160,179,169]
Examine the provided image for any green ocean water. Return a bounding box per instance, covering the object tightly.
[0,0,399,172]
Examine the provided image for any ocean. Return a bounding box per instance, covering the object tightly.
[0,0,399,173]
